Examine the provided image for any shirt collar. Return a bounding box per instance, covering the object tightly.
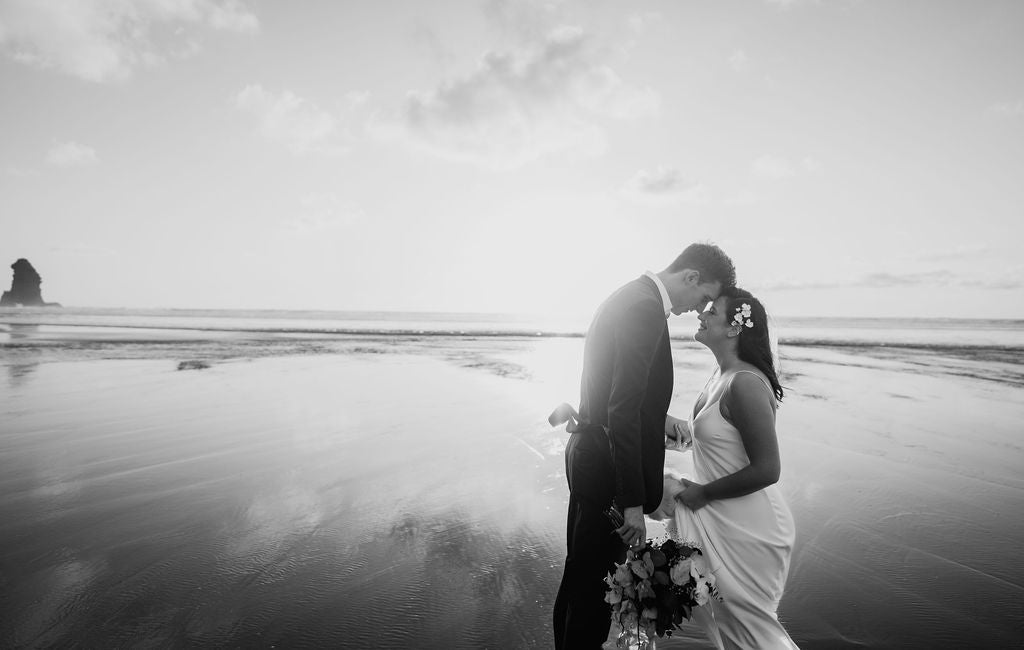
[644,271,673,319]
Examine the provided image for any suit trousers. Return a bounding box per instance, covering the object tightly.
[553,493,626,649]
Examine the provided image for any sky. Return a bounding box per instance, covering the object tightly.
[1,0,1022,319]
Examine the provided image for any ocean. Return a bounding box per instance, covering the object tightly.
[3,306,1024,348]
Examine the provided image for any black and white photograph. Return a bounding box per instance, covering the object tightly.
[1,1,1022,648]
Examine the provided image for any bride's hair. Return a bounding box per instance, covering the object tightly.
[723,287,784,403]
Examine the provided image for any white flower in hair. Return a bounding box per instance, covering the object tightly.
[733,305,754,330]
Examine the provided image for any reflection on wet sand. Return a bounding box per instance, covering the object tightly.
[6,362,38,388]
[334,508,556,648]
[6,323,39,340]
[0,353,569,648]
[4,325,41,389]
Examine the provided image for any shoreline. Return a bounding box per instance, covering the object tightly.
[3,309,1024,352]
[5,323,1024,397]
[4,327,1024,390]
[4,321,1024,351]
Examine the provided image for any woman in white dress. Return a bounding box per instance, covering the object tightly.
[663,288,798,649]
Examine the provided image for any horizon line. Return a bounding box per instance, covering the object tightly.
[2,305,1024,323]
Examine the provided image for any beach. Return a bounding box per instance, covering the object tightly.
[1,318,1023,648]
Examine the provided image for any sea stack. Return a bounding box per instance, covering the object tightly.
[0,258,60,307]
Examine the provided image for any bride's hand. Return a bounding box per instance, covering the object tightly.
[675,478,708,511]
[665,415,691,450]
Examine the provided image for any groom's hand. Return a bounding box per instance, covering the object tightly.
[616,506,646,548]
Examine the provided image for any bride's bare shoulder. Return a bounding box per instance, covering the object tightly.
[725,366,774,405]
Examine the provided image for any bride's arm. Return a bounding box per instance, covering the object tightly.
[676,373,781,510]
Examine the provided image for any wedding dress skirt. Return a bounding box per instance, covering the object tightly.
[659,377,798,650]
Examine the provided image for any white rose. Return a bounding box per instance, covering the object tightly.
[670,558,692,585]
[689,552,709,576]
[693,580,710,606]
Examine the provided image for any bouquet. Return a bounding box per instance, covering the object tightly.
[604,538,721,649]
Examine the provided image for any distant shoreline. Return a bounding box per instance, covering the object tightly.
[3,319,1024,348]
[3,307,1024,352]
[2,306,1023,326]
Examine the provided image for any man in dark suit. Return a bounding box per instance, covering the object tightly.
[552,243,736,649]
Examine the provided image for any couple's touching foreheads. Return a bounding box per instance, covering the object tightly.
[551,243,799,649]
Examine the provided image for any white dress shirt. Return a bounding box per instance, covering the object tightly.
[644,271,673,319]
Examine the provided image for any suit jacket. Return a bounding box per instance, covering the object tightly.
[566,275,673,514]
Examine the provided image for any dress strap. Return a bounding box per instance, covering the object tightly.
[703,367,720,391]
[730,369,775,403]
[691,369,720,421]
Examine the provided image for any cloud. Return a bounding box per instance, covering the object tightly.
[800,156,823,174]
[482,0,568,42]
[763,270,1022,291]
[960,277,1024,290]
[916,245,994,262]
[0,0,258,82]
[722,189,761,206]
[751,155,795,179]
[627,12,663,35]
[856,271,954,288]
[987,100,1024,117]
[728,49,748,72]
[285,193,364,232]
[235,85,347,155]
[763,0,819,9]
[751,155,822,179]
[758,279,843,291]
[387,25,660,169]
[4,165,40,178]
[48,242,118,256]
[620,166,707,205]
[856,271,1024,290]
[46,141,99,166]
[408,19,456,69]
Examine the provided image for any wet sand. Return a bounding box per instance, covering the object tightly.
[1,335,1022,648]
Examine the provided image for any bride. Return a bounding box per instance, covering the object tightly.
[658,287,798,649]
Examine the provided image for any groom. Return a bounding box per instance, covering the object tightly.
[552,243,736,649]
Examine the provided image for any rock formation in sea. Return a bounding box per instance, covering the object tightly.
[0,258,61,307]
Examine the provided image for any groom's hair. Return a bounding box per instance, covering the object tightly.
[667,243,736,288]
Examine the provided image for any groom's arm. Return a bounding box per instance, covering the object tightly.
[606,301,664,510]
